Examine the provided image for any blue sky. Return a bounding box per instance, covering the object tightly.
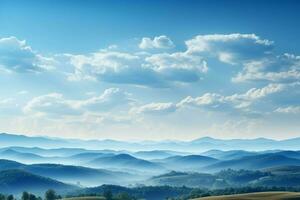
[0,0,300,140]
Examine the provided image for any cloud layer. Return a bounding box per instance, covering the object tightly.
[0,33,299,139]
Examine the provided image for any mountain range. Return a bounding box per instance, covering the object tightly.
[1,133,300,151]
[0,132,300,196]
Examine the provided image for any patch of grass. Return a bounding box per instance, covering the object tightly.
[63,197,106,200]
[193,192,300,200]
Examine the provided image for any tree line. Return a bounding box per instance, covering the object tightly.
[0,189,59,200]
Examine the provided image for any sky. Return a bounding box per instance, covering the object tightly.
[0,0,300,141]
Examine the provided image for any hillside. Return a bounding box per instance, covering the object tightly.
[63,197,105,200]
[0,169,77,195]
[147,171,227,188]
[193,192,300,200]
[0,159,136,187]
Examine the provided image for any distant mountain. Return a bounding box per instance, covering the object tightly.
[2,132,300,151]
[87,154,165,173]
[0,133,72,149]
[133,150,179,160]
[201,150,258,160]
[0,149,49,164]
[0,146,89,157]
[0,169,77,195]
[156,155,218,171]
[68,152,115,164]
[204,154,300,172]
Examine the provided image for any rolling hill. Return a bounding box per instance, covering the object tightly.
[204,154,300,172]
[87,154,165,172]
[156,155,218,171]
[201,150,258,160]
[0,169,77,195]
[0,159,137,186]
[0,159,25,170]
[0,149,49,164]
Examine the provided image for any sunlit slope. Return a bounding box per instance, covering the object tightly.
[193,192,300,200]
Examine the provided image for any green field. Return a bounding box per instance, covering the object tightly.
[63,197,106,200]
[193,192,300,200]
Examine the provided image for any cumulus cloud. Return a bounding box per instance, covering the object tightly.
[0,37,54,73]
[178,93,224,107]
[24,88,132,117]
[186,33,273,64]
[68,49,207,87]
[78,88,133,111]
[139,35,175,49]
[184,34,300,84]
[145,52,208,82]
[233,53,300,83]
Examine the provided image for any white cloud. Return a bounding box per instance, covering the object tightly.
[131,83,285,116]
[131,102,177,115]
[186,33,273,64]
[0,37,54,73]
[139,35,175,49]
[179,83,284,110]
[145,52,208,82]
[68,49,207,87]
[23,88,132,117]
[233,53,300,83]
[178,93,223,108]
[275,106,300,114]
[185,34,300,84]
[23,93,81,116]
[79,88,133,111]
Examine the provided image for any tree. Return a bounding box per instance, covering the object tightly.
[22,192,30,200]
[45,190,56,200]
[7,195,14,200]
[29,194,37,200]
[0,194,5,200]
[103,190,113,200]
[116,192,135,200]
